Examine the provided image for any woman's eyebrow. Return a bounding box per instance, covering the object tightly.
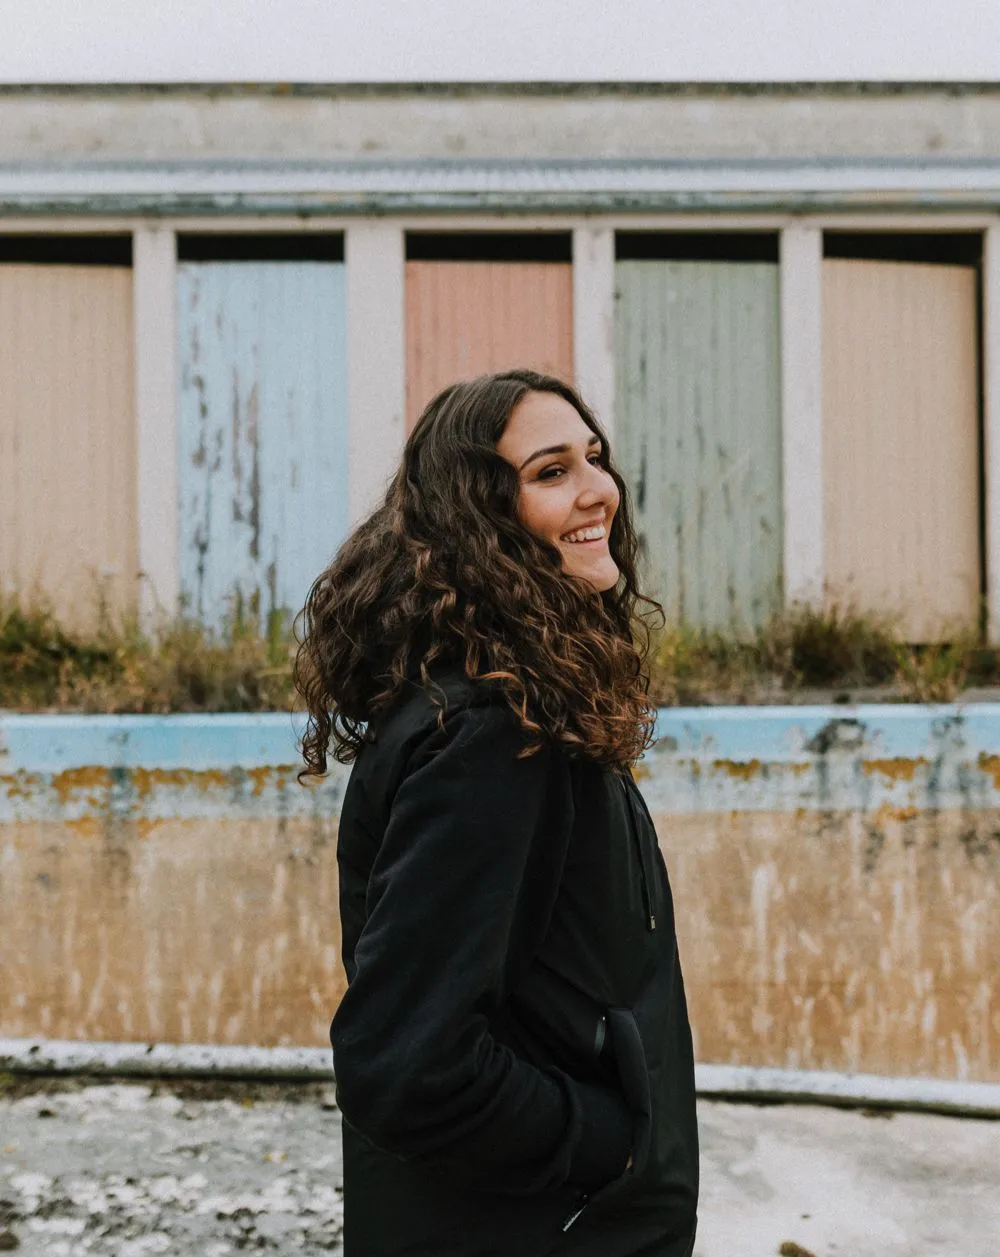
[519,435,601,471]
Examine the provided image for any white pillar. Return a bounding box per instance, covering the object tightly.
[984,225,1000,643]
[572,225,616,444]
[346,223,406,528]
[779,225,825,609]
[133,227,179,622]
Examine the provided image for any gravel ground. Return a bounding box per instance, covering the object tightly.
[0,1078,344,1256]
[1,1076,998,1257]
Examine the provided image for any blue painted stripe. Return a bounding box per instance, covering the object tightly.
[650,703,991,762]
[3,704,1000,772]
[0,713,307,773]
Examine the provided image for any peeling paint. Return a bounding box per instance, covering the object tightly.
[712,757,763,781]
[177,263,349,632]
[862,758,928,783]
[50,765,113,806]
[977,752,1000,790]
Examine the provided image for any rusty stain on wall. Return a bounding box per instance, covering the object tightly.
[861,757,927,783]
[712,758,763,781]
[978,753,1000,790]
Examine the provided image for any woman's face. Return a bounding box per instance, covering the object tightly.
[497,390,621,592]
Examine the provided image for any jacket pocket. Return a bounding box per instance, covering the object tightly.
[507,962,613,1085]
[581,1007,653,1213]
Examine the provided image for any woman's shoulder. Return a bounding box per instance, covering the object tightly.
[347,668,541,817]
[363,666,510,762]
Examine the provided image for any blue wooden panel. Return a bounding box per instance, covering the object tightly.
[615,261,783,633]
[177,262,348,630]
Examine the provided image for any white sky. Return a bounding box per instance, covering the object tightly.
[1,0,998,83]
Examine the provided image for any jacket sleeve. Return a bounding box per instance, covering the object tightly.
[330,701,633,1196]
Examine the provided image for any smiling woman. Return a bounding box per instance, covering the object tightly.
[497,390,622,593]
[293,369,699,1257]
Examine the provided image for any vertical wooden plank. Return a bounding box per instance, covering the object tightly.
[573,226,616,438]
[615,259,783,632]
[176,261,348,630]
[984,226,1000,643]
[404,261,574,430]
[780,226,824,609]
[0,264,136,630]
[346,224,405,527]
[134,227,179,621]
[823,259,979,640]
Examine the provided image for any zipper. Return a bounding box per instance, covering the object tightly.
[620,771,657,931]
[594,1012,607,1058]
[562,1194,590,1232]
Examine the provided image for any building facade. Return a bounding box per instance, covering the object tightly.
[1,82,999,638]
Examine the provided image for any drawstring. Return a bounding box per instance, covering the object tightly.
[621,773,657,932]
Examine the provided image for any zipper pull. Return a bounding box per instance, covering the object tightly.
[648,912,657,931]
[562,1195,590,1232]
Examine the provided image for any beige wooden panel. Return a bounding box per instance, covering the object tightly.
[405,261,574,430]
[0,265,136,628]
[822,259,980,640]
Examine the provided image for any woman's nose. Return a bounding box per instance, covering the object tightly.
[577,465,616,508]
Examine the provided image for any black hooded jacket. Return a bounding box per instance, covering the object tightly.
[331,672,699,1256]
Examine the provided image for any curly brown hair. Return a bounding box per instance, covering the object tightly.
[294,369,662,776]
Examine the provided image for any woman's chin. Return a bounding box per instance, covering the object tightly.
[566,557,620,593]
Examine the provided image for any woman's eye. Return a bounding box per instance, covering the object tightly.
[587,454,603,466]
[538,465,565,480]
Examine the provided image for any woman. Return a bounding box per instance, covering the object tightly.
[295,370,699,1257]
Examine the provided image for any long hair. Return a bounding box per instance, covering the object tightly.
[294,369,661,775]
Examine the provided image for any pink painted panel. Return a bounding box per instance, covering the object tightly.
[405,261,574,430]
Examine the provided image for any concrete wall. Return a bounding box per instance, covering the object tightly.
[2,706,999,1083]
[2,84,1000,162]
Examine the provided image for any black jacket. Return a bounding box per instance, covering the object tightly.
[331,673,699,1257]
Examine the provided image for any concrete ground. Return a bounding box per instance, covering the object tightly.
[0,1077,997,1257]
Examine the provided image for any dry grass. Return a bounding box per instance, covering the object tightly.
[2,597,998,714]
[0,598,297,714]
[647,602,995,706]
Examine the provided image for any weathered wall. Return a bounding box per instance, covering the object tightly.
[0,717,349,1048]
[667,807,999,1081]
[1,84,1000,162]
[3,814,344,1046]
[2,707,999,1081]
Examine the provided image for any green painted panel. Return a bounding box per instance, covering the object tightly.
[615,261,783,632]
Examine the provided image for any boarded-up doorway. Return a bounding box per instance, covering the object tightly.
[176,235,349,631]
[822,235,981,641]
[405,233,574,431]
[614,233,783,632]
[0,236,136,630]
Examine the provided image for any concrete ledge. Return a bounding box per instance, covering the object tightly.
[0,1038,333,1082]
[695,1063,1000,1118]
[3,1038,999,1117]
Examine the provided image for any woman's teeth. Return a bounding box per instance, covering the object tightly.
[561,525,606,543]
